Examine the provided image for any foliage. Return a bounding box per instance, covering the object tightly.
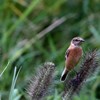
[0,0,100,100]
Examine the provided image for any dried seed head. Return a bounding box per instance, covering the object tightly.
[27,62,55,100]
[63,50,99,100]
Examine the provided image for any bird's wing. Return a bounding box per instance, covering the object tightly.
[65,49,70,60]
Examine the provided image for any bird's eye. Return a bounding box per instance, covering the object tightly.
[75,39,78,41]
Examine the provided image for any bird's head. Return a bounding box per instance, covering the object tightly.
[71,37,85,46]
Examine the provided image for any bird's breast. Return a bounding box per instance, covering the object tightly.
[66,47,82,70]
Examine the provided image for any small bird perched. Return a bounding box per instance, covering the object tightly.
[60,37,85,81]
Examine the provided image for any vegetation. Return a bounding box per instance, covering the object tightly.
[0,0,100,100]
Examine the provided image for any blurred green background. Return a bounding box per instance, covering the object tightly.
[0,0,100,100]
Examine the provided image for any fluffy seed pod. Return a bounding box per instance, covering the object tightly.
[62,50,99,100]
[27,62,55,100]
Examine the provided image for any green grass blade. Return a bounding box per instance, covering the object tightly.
[9,66,22,100]
[3,0,40,44]
[0,61,10,78]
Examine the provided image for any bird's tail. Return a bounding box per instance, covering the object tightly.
[60,68,69,81]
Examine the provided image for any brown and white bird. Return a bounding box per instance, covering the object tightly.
[60,37,85,81]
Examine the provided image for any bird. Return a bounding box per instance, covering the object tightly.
[60,37,85,81]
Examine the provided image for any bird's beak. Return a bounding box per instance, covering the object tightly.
[81,39,85,42]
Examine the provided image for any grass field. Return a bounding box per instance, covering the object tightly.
[0,0,100,100]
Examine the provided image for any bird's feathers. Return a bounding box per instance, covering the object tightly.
[60,68,69,81]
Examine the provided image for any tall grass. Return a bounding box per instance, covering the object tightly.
[9,67,22,100]
[0,62,10,78]
[0,0,100,99]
